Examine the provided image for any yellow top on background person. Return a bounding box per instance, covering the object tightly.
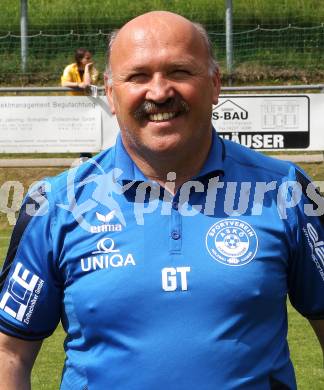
[61,47,98,95]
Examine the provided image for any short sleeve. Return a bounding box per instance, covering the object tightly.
[287,166,324,320]
[0,182,62,340]
[61,64,73,85]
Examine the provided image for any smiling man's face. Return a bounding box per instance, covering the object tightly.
[106,12,220,163]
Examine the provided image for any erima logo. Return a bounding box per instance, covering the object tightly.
[80,237,136,272]
[90,210,123,233]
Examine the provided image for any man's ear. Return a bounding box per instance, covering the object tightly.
[211,68,221,105]
[104,72,116,114]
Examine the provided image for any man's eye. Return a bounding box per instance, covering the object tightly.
[127,74,148,82]
[170,69,191,78]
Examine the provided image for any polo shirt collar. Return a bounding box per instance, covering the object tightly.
[113,134,147,182]
[195,128,225,179]
[113,128,224,183]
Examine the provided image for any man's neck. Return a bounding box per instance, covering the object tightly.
[123,134,212,195]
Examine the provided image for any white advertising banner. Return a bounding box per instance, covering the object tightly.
[0,96,102,153]
[212,95,311,149]
[0,94,322,153]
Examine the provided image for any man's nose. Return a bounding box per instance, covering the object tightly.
[145,74,175,103]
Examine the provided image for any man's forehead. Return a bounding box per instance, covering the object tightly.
[118,11,194,35]
[110,36,205,74]
[112,12,199,52]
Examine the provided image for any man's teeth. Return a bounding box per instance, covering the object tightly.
[149,112,176,121]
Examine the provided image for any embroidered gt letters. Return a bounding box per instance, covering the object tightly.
[206,219,258,266]
[161,267,191,291]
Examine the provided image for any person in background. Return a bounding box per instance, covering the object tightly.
[61,47,99,162]
[61,47,98,96]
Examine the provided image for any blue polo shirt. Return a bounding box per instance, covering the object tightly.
[0,131,323,390]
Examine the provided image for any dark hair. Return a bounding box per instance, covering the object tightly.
[74,48,92,66]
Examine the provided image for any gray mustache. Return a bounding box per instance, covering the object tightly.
[134,98,189,120]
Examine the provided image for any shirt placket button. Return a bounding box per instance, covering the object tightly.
[171,231,181,240]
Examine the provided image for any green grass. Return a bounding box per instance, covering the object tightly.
[0,0,323,84]
[287,304,324,388]
[1,0,323,31]
[0,161,324,388]
[32,325,65,389]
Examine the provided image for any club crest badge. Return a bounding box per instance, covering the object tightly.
[206,219,258,266]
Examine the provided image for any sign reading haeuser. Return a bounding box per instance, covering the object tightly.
[212,95,310,149]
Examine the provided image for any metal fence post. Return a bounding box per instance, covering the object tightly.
[225,0,233,84]
[20,0,28,73]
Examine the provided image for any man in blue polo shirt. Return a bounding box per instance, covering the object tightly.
[0,11,323,390]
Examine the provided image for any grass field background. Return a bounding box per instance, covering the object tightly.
[0,160,323,388]
[1,0,323,30]
[0,0,323,84]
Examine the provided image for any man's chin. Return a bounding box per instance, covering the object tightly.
[122,128,188,161]
[143,134,184,154]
